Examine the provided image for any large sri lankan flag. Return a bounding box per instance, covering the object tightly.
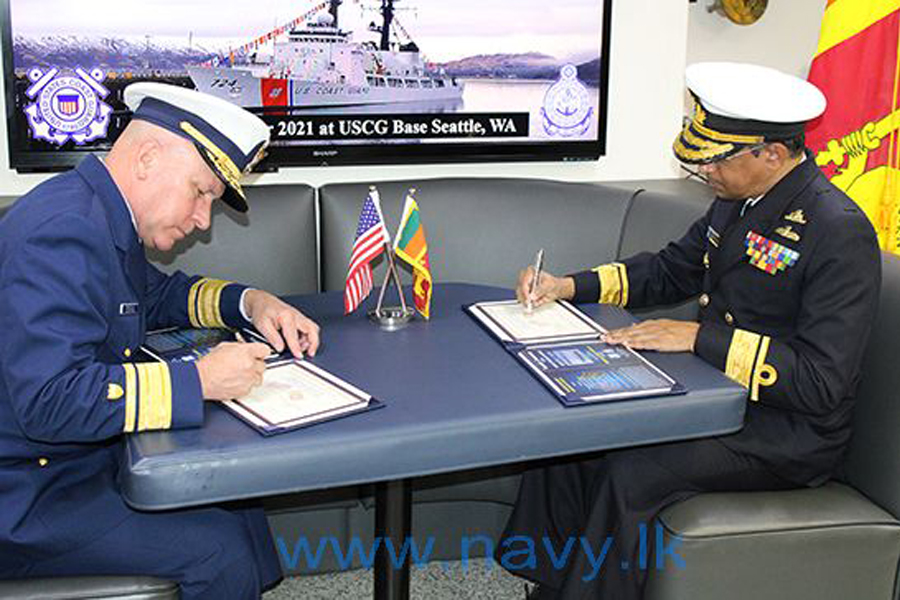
[807,0,900,253]
[393,192,433,319]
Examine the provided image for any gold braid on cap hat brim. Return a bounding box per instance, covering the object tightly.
[691,104,765,145]
[179,121,245,198]
[673,136,735,162]
[673,124,737,162]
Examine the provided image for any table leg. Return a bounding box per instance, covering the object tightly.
[374,479,412,600]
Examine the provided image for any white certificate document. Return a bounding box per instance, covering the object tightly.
[223,360,372,431]
[469,299,605,344]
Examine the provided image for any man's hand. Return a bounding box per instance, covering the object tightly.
[516,267,575,309]
[196,342,270,400]
[243,289,320,358]
[603,319,700,353]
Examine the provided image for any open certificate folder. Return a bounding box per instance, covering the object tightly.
[141,327,383,435]
[467,299,606,344]
[466,300,684,405]
[222,360,383,436]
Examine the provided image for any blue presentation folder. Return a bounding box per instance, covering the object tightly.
[141,326,384,435]
[465,300,686,406]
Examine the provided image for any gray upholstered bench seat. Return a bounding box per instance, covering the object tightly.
[0,576,178,600]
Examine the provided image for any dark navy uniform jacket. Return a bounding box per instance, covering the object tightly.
[573,155,881,485]
[0,156,251,571]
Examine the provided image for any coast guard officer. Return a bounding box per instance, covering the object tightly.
[0,83,319,598]
[501,63,882,599]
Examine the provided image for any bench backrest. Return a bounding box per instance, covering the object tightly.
[146,184,318,296]
[319,178,636,292]
[616,180,713,320]
[844,252,900,517]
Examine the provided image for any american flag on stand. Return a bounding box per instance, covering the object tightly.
[344,188,390,314]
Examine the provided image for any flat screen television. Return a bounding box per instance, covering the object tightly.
[1,0,612,172]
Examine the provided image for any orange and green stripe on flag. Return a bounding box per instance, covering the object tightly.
[393,192,433,319]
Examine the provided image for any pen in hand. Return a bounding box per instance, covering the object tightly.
[235,330,275,359]
[236,330,286,363]
[526,248,545,314]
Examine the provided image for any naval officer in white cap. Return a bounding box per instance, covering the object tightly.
[500,63,881,599]
[0,83,321,597]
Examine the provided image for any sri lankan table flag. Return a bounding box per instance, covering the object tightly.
[393,191,433,319]
[807,0,900,253]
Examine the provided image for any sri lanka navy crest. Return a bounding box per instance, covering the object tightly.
[541,64,592,137]
[24,67,112,146]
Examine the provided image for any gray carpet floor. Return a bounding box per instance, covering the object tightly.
[263,558,524,599]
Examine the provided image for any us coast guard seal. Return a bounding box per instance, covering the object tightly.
[24,67,112,146]
[541,64,593,137]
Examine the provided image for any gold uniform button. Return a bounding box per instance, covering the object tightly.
[724,312,735,325]
[38,457,49,467]
[124,348,132,358]
[699,293,710,308]
[703,252,710,269]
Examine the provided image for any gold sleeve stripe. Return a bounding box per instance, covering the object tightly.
[201,281,216,326]
[205,279,230,328]
[725,329,762,388]
[594,263,628,307]
[135,363,158,431]
[726,329,777,402]
[135,363,173,431]
[123,363,137,433]
[211,280,227,325]
[750,336,778,402]
[198,279,213,326]
[188,280,202,327]
[160,365,173,428]
[595,265,617,304]
[616,263,629,307]
[188,278,233,328]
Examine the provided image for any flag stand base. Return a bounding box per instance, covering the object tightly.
[368,306,415,331]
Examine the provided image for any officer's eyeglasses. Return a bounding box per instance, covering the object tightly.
[680,143,768,183]
[710,144,768,166]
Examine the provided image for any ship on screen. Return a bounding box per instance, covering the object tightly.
[186,0,463,109]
